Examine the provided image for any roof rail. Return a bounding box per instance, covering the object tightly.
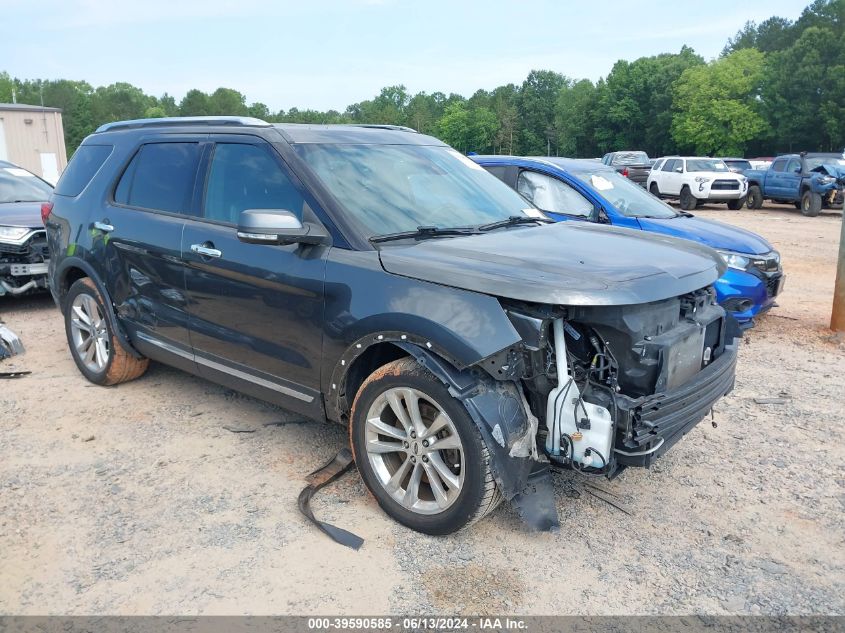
[95,116,271,133]
[346,124,418,133]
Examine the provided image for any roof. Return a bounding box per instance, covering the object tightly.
[0,103,62,113]
[273,123,437,145]
[473,155,613,173]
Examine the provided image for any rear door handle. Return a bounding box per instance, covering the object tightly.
[190,243,222,258]
[93,221,114,232]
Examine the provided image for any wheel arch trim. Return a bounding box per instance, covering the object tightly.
[54,256,144,360]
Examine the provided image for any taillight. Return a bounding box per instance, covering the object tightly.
[622,167,629,177]
[41,202,53,225]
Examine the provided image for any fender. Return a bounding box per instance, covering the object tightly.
[397,344,559,532]
[53,256,144,360]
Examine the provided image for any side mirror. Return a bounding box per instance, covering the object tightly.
[236,209,328,246]
[674,167,683,173]
[794,166,802,173]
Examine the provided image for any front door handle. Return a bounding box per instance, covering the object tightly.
[93,221,114,232]
[190,243,222,258]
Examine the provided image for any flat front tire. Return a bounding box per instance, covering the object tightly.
[350,357,500,535]
[64,278,149,386]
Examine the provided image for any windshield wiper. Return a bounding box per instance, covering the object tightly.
[477,215,553,231]
[369,225,479,244]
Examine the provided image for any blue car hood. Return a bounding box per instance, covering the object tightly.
[0,201,43,229]
[636,215,772,255]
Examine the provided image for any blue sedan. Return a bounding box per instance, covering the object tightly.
[473,156,785,327]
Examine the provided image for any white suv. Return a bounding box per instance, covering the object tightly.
[648,157,748,210]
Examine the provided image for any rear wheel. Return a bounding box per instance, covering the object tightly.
[64,278,149,386]
[679,186,697,211]
[800,190,822,217]
[649,182,661,198]
[746,185,763,209]
[350,357,500,535]
[727,198,745,210]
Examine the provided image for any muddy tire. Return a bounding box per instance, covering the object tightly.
[349,357,501,535]
[64,278,149,386]
[679,186,697,211]
[800,191,822,217]
[746,185,763,209]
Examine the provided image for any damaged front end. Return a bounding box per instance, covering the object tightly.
[423,287,740,531]
[0,227,50,297]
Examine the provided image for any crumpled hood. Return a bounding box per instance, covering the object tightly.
[813,164,845,181]
[0,202,43,229]
[637,215,773,255]
[379,222,726,306]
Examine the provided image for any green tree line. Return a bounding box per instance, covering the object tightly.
[1,0,842,158]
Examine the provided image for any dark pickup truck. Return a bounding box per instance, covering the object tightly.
[744,152,845,216]
[601,151,651,187]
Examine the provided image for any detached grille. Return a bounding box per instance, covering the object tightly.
[711,180,740,190]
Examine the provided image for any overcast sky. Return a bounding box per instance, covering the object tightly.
[2,0,806,111]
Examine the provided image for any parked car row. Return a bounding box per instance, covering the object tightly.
[4,117,786,537]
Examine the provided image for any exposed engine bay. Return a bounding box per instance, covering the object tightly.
[506,287,740,479]
[0,228,49,297]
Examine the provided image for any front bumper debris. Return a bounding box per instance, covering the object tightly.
[613,340,738,467]
[0,323,25,359]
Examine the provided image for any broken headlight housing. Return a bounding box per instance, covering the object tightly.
[0,226,31,243]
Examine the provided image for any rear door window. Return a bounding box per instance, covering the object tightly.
[114,143,201,214]
[661,159,678,172]
[771,159,786,173]
[54,144,113,197]
[202,143,304,225]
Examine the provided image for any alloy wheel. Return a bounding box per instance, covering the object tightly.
[69,293,110,373]
[364,387,465,515]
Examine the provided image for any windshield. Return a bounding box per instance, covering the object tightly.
[0,166,54,203]
[686,159,729,173]
[611,151,649,166]
[295,144,534,237]
[572,169,678,219]
[805,156,845,171]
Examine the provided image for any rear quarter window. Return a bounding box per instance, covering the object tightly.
[114,142,201,214]
[54,145,113,197]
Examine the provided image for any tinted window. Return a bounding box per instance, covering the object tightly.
[662,159,678,172]
[517,170,594,217]
[114,143,201,214]
[771,159,786,173]
[203,143,304,224]
[54,145,112,197]
[0,165,53,203]
[482,165,508,183]
[786,159,801,173]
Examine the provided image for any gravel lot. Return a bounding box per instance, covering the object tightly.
[1,204,843,616]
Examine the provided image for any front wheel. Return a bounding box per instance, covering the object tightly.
[64,278,149,385]
[746,185,763,209]
[350,357,500,535]
[649,182,661,198]
[800,191,822,217]
[679,186,697,211]
[727,198,745,210]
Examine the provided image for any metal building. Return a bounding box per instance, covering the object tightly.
[0,103,68,185]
